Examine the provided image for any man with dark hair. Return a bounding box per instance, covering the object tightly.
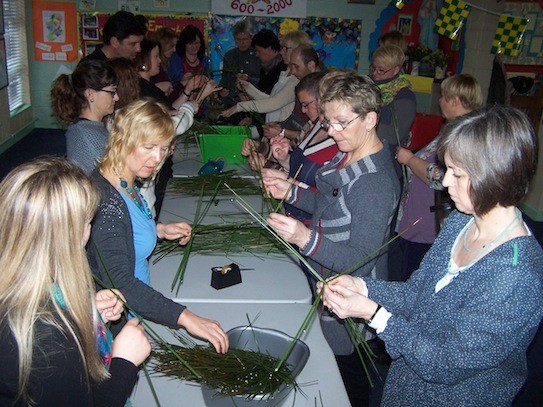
[80,11,146,63]
[251,29,286,95]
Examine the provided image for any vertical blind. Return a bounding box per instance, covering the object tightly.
[3,0,30,112]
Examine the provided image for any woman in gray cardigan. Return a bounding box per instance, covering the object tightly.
[263,69,400,406]
[320,106,543,406]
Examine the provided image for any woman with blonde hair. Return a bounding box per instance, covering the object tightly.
[0,158,150,405]
[395,74,483,280]
[220,30,313,123]
[88,99,229,353]
[370,44,416,178]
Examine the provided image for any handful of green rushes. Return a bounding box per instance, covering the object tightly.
[167,171,260,196]
[151,330,298,399]
[153,221,287,264]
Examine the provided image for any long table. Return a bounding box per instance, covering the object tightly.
[131,302,351,407]
[134,135,350,405]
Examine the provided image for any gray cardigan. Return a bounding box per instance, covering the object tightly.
[287,143,400,354]
[88,170,186,329]
[66,119,108,175]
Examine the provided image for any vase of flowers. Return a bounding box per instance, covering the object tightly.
[431,49,451,80]
[406,44,433,76]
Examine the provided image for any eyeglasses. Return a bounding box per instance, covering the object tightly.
[281,45,293,52]
[321,114,363,132]
[370,65,393,75]
[300,99,316,109]
[100,89,117,97]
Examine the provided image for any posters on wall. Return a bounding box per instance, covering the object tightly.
[211,0,307,18]
[77,12,362,78]
[210,15,361,82]
[33,2,78,62]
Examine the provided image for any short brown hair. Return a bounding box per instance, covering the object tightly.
[319,69,382,117]
[438,106,537,216]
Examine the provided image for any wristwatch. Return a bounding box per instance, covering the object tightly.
[279,128,286,138]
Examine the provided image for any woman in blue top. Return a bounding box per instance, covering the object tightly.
[88,99,229,354]
[168,25,209,93]
[320,106,543,406]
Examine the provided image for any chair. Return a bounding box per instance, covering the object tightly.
[408,113,444,151]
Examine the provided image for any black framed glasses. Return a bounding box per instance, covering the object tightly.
[321,114,363,132]
[99,89,117,97]
[300,99,316,109]
[369,65,393,75]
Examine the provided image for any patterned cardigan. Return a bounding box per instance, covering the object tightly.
[287,143,400,354]
[366,210,543,406]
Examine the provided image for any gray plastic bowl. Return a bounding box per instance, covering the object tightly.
[201,326,310,406]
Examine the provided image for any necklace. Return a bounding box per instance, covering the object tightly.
[462,210,522,255]
[119,178,153,220]
[186,55,199,65]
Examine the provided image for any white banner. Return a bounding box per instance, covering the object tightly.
[211,0,307,18]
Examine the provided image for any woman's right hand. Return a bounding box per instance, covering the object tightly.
[261,168,290,199]
[241,138,259,157]
[112,318,151,366]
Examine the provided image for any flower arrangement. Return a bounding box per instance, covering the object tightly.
[431,49,452,68]
[406,43,432,62]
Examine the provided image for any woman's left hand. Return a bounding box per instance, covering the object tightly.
[95,289,125,322]
[157,221,192,244]
[267,212,311,248]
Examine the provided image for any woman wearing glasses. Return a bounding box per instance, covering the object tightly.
[263,70,400,406]
[370,44,416,177]
[51,59,119,174]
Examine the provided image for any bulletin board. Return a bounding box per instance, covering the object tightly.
[211,15,362,82]
[78,12,208,59]
[32,1,78,62]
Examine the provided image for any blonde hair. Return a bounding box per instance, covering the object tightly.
[372,44,405,69]
[100,98,175,178]
[378,30,406,52]
[282,30,312,49]
[441,73,483,111]
[151,27,178,69]
[0,158,104,404]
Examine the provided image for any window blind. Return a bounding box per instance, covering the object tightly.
[3,0,30,112]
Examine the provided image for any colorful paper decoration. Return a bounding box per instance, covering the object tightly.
[434,0,472,41]
[392,0,409,10]
[491,14,528,57]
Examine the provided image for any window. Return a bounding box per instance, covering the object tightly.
[3,0,30,113]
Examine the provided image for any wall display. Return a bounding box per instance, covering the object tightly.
[32,2,78,62]
[0,39,7,90]
[210,15,361,83]
[77,13,361,81]
[347,0,376,3]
